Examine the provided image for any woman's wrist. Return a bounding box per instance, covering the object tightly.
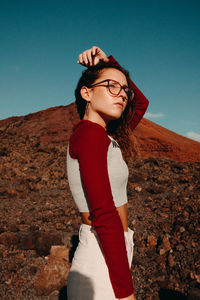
[119,293,136,300]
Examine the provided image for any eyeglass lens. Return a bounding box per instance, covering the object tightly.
[108,80,130,98]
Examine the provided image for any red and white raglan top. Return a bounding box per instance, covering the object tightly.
[67,56,149,299]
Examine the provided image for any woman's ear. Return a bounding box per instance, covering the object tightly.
[80,86,92,102]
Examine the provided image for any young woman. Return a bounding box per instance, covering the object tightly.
[67,46,149,300]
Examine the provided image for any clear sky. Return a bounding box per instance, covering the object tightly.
[1,0,200,141]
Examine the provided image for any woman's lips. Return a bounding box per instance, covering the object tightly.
[114,102,124,109]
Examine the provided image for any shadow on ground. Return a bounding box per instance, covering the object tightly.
[159,288,187,299]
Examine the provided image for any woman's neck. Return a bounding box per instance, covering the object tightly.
[83,111,108,130]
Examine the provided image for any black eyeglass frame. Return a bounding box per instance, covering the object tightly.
[88,79,134,101]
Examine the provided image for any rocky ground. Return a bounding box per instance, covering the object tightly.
[0,108,200,299]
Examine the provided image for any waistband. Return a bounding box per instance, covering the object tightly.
[79,223,134,238]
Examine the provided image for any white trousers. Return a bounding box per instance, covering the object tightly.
[67,224,134,300]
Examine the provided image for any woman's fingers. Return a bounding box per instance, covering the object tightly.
[77,46,108,66]
[93,56,100,65]
[87,50,93,65]
[91,46,99,56]
[78,53,83,64]
[84,48,97,66]
[95,46,108,61]
[78,50,91,66]
[118,295,136,300]
[82,51,89,65]
[92,46,97,55]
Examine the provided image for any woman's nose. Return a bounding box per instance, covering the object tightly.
[119,88,127,100]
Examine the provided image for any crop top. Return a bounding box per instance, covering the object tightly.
[67,131,128,212]
[67,56,149,298]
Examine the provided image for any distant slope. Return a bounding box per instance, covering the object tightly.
[0,103,199,162]
[134,118,200,162]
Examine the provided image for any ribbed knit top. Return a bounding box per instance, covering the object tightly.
[67,128,128,212]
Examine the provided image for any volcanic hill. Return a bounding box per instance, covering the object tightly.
[0,103,200,161]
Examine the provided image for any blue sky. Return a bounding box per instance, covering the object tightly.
[0,0,200,141]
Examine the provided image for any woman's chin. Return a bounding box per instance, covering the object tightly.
[109,112,123,120]
[99,110,123,123]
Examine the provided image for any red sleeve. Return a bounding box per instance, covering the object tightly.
[69,120,134,298]
[108,55,149,130]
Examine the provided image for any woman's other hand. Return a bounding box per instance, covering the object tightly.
[119,294,137,300]
[77,46,109,67]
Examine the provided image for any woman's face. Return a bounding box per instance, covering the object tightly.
[82,68,128,127]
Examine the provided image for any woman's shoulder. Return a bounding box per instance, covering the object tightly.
[69,120,111,156]
[71,120,110,142]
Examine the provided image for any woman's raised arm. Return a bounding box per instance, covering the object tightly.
[108,55,149,130]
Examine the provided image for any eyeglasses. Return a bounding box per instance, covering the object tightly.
[88,79,134,101]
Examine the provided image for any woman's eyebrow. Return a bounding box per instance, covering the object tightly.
[112,79,128,87]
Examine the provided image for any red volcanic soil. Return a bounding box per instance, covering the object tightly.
[0,103,200,162]
[134,118,200,162]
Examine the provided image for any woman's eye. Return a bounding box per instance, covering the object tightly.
[108,84,117,88]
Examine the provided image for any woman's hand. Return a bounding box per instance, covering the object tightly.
[119,294,137,300]
[77,46,109,67]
